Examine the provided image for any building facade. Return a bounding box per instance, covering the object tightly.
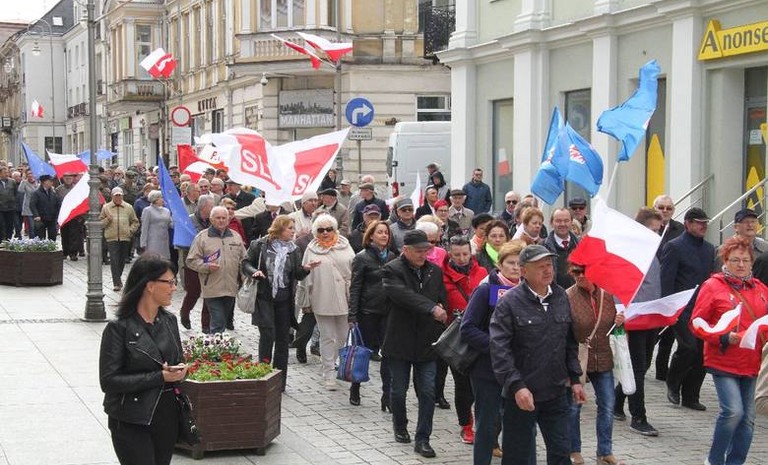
[439,0,768,219]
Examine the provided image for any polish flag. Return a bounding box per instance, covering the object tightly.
[58,173,103,227]
[410,171,423,208]
[739,314,768,350]
[140,48,177,79]
[30,100,44,118]
[272,34,323,69]
[568,197,662,306]
[177,144,217,183]
[691,305,742,338]
[295,31,353,62]
[497,148,511,176]
[47,152,89,178]
[619,288,697,331]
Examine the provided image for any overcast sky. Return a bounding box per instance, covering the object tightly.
[0,1,52,22]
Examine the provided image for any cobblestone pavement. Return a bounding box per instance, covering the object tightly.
[0,258,766,465]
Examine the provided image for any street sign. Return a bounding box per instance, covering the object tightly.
[345,97,374,127]
[348,127,372,141]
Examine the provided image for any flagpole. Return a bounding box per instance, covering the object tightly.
[334,0,344,179]
[603,161,620,201]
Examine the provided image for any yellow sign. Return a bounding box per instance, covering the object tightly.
[698,19,768,61]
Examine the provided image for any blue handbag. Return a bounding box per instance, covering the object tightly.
[337,324,373,383]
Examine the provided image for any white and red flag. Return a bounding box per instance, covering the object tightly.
[409,171,423,209]
[47,152,89,178]
[30,100,44,118]
[568,197,662,306]
[739,314,768,350]
[619,288,697,331]
[691,305,742,338]
[177,144,219,183]
[271,34,323,69]
[295,31,353,62]
[57,173,104,227]
[140,48,177,79]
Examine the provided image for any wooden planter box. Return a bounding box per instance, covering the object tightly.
[177,369,283,459]
[0,250,64,286]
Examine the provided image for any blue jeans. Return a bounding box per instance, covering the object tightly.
[569,370,615,456]
[389,358,436,442]
[471,375,503,465]
[708,374,757,465]
[204,296,235,334]
[503,392,567,465]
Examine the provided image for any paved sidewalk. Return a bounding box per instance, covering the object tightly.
[0,258,766,465]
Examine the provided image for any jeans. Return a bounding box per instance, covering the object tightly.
[616,328,656,420]
[315,314,349,382]
[668,314,706,403]
[24,216,36,238]
[107,241,131,287]
[503,392,568,465]
[258,289,292,390]
[390,358,436,442]
[570,371,615,456]
[708,374,757,465]
[470,375,503,465]
[204,296,235,334]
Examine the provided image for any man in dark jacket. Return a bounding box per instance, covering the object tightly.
[29,175,59,240]
[489,244,585,465]
[225,180,256,210]
[352,183,389,229]
[0,166,17,241]
[462,168,493,214]
[543,208,579,289]
[382,230,447,458]
[660,207,715,411]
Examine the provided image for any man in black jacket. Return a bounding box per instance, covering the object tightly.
[660,207,715,411]
[382,230,447,458]
[29,175,59,240]
[543,208,579,289]
[490,244,585,465]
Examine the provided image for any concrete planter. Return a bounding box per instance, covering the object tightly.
[0,250,64,286]
[176,369,283,459]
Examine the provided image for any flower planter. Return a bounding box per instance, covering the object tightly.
[0,250,64,286]
[176,369,283,459]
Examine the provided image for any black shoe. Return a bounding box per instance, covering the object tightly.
[310,345,320,356]
[681,401,706,411]
[613,410,627,422]
[102,259,110,265]
[296,348,307,364]
[394,430,411,443]
[349,384,361,406]
[69,255,78,261]
[666,388,680,406]
[381,394,391,413]
[180,318,191,330]
[414,441,436,458]
[125,258,132,264]
[436,397,450,410]
[630,418,659,436]
[78,251,86,257]
[226,324,234,330]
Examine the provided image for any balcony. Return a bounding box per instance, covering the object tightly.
[67,102,88,119]
[110,79,164,103]
[420,3,455,59]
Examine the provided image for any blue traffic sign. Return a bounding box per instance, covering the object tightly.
[345,97,375,127]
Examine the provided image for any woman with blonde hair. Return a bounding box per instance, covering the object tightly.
[512,207,545,245]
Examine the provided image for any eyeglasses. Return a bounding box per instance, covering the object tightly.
[436,208,449,213]
[571,268,585,276]
[316,227,335,234]
[727,258,752,265]
[399,208,414,212]
[656,206,674,211]
[506,200,518,205]
[155,278,178,286]
[571,206,586,211]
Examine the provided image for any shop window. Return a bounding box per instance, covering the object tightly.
[417,95,451,121]
[212,109,224,133]
[492,98,513,212]
[564,88,591,204]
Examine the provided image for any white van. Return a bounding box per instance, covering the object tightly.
[386,121,451,198]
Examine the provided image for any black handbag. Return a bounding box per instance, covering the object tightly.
[174,387,201,445]
[432,314,479,375]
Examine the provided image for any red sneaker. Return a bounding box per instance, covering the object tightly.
[460,424,475,444]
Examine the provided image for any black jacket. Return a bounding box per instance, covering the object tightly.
[349,247,397,321]
[660,231,715,317]
[461,270,508,381]
[352,197,390,229]
[489,282,581,402]
[382,255,447,362]
[29,186,60,221]
[658,219,685,258]
[99,310,184,426]
[543,231,579,289]
[475,245,496,273]
[250,209,288,240]
[227,190,257,211]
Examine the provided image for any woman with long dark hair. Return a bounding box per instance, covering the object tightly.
[99,256,186,465]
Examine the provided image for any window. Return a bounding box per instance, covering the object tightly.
[192,114,206,141]
[44,137,63,153]
[564,88,591,203]
[122,129,134,166]
[212,109,224,133]
[492,99,513,211]
[136,25,152,79]
[182,13,190,72]
[193,8,202,67]
[417,95,451,121]
[205,1,214,65]
[258,0,305,30]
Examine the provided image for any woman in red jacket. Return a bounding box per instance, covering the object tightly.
[691,236,768,465]
[441,235,489,445]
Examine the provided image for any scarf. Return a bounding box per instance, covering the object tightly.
[449,261,471,275]
[317,232,339,249]
[271,239,297,298]
[721,267,754,290]
[485,243,499,265]
[497,272,519,287]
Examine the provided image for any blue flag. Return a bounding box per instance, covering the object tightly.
[597,59,660,162]
[531,108,569,204]
[158,158,198,248]
[562,123,604,196]
[78,149,115,164]
[22,143,56,178]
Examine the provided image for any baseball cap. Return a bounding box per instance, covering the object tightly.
[684,207,710,223]
[568,197,587,208]
[301,191,319,202]
[403,230,432,249]
[340,179,352,186]
[734,208,758,224]
[318,188,337,197]
[359,183,374,191]
[111,187,124,196]
[396,198,414,210]
[519,245,557,265]
[362,204,381,216]
[450,189,466,197]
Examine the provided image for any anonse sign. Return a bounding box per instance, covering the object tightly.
[698,19,768,61]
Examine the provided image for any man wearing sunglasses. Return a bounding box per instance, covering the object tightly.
[498,191,521,229]
[568,197,591,235]
[390,198,417,253]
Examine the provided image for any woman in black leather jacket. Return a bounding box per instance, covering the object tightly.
[348,220,397,409]
[99,256,186,465]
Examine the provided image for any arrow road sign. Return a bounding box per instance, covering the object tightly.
[345,97,375,127]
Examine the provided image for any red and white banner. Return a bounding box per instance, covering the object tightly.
[30,99,44,118]
[569,197,662,306]
[197,128,349,203]
[410,171,422,208]
[58,173,103,227]
[296,31,353,62]
[691,305,741,337]
[739,314,768,350]
[619,288,697,331]
[177,144,217,183]
[47,152,89,178]
[140,48,177,79]
[272,34,322,69]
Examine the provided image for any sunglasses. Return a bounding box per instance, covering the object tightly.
[571,206,586,210]
[656,206,674,211]
[316,227,335,234]
[154,278,178,286]
[399,207,414,212]
[506,200,518,205]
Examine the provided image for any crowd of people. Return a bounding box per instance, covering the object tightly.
[3,158,767,465]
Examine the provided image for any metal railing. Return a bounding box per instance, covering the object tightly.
[709,176,768,243]
[420,4,455,59]
[672,173,714,221]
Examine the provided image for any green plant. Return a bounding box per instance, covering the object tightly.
[183,333,273,382]
[1,238,58,252]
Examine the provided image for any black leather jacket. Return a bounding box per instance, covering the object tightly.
[99,310,184,426]
[348,247,396,321]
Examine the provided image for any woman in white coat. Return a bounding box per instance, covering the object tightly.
[297,214,355,390]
